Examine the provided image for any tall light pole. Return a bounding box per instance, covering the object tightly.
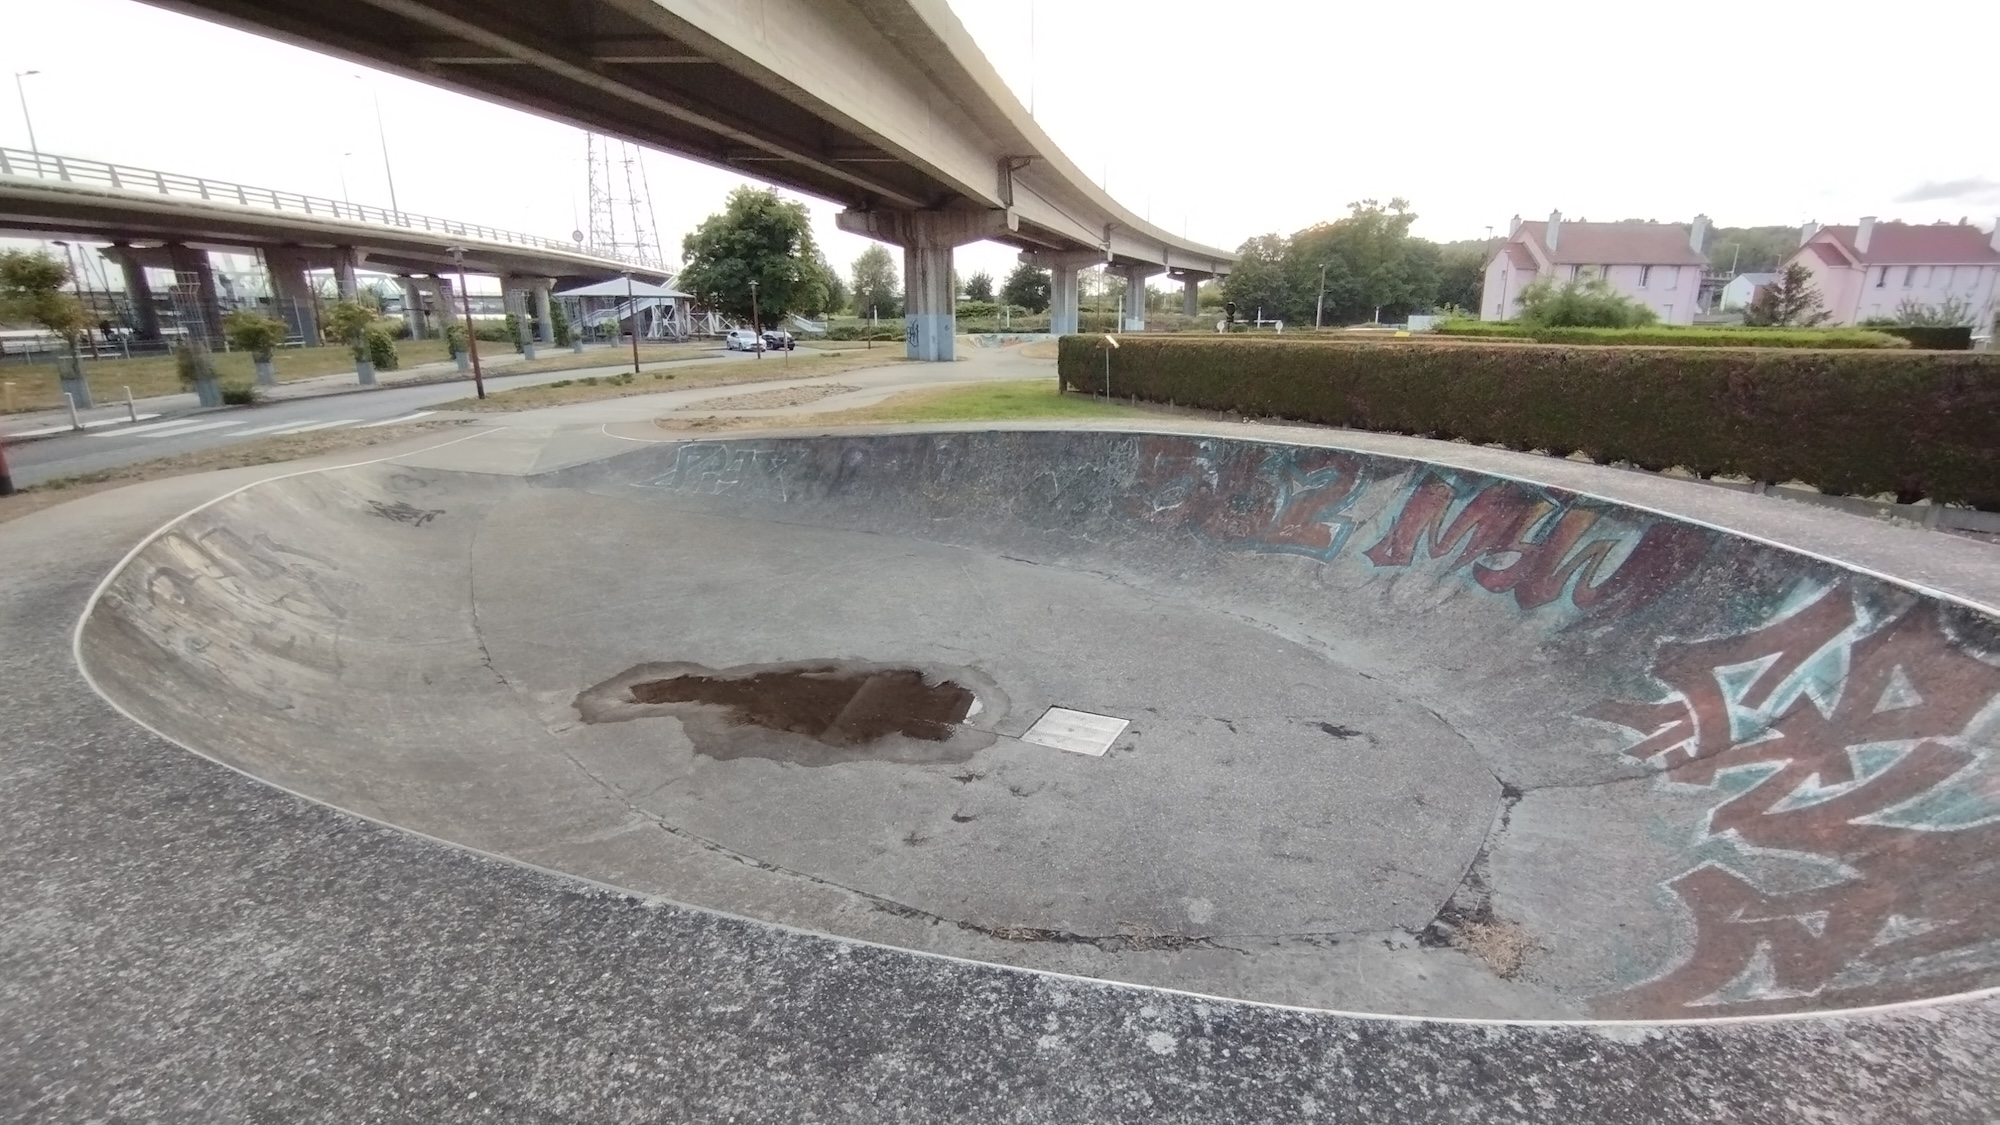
[622,269,640,374]
[13,70,41,169]
[748,278,761,360]
[1315,263,1327,330]
[357,75,401,222]
[447,245,484,399]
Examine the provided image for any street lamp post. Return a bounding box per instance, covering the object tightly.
[1315,263,1327,331]
[622,270,640,375]
[447,246,484,399]
[13,70,41,170]
[748,279,761,360]
[357,75,402,222]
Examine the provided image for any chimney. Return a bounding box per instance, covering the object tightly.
[1799,220,1819,246]
[1689,213,1710,255]
[1546,210,1562,253]
[1508,214,1522,237]
[1855,216,1876,254]
[1990,217,2000,253]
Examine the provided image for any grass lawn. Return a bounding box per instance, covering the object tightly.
[441,350,913,411]
[0,340,463,413]
[661,378,1147,431]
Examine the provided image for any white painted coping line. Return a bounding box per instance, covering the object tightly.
[65,420,2000,1032]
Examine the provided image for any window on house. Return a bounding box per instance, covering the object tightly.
[1638,265,1652,287]
[1601,265,1614,282]
[1904,266,1918,287]
[1569,265,1579,282]
[1876,268,1887,287]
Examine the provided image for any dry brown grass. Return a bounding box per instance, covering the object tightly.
[0,419,469,525]
[671,384,860,412]
[1454,920,1540,978]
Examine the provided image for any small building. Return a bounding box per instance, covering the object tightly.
[1718,272,1779,312]
[1781,218,2000,327]
[1482,211,1712,325]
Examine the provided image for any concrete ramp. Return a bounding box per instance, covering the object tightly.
[79,430,2000,1021]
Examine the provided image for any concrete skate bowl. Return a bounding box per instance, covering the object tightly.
[78,429,2000,1023]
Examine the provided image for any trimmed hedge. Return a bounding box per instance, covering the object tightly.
[1434,322,1908,349]
[1872,325,1973,350]
[1057,335,2000,509]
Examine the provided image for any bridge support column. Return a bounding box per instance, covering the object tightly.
[532,281,554,344]
[503,279,537,360]
[397,275,428,339]
[837,207,1018,361]
[1118,264,1164,332]
[166,243,225,344]
[1019,250,1102,337]
[262,249,321,346]
[333,248,360,300]
[1183,276,1201,318]
[109,243,162,342]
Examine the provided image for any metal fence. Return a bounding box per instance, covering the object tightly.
[0,146,637,264]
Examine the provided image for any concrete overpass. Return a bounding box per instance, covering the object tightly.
[0,146,662,346]
[137,0,1236,358]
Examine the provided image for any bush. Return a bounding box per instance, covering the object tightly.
[219,382,259,405]
[1433,322,1908,349]
[1056,334,2000,509]
[364,326,400,370]
[550,301,574,347]
[1516,278,1657,328]
[1871,325,1972,350]
[172,342,215,388]
[222,309,288,361]
[443,322,469,357]
[826,324,905,341]
[473,320,516,343]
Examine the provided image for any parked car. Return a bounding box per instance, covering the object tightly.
[761,329,796,351]
[724,328,763,351]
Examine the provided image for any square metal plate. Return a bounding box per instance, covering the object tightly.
[1020,707,1129,757]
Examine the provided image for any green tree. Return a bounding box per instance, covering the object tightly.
[850,244,901,318]
[1290,199,1436,324]
[677,186,827,321]
[1706,225,1801,275]
[0,249,88,347]
[324,299,380,359]
[1220,234,1296,322]
[1433,240,1492,314]
[1742,263,1830,327]
[963,270,995,302]
[222,308,288,361]
[1888,294,1975,327]
[1516,277,1659,328]
[999,263,1050,312]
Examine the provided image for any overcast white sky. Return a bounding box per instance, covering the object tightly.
[2,0,1997,289]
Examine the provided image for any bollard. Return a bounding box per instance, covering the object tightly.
[2,380,13,412]
[125,386,137,422]
[65,391,81,431]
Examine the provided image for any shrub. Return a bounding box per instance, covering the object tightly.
[323,299,378,358]
[825,324,905,341]
[1871,325,1972,350]
[1432,322,1907,349]
[1056,334,2000,509]
[1516,278,1657,328]
[219,382,259,405]
[443,322,469,357]
[172,341,215,388]
[473,320,517,343]
[222,309,288,362]
[550,301,574,347]
[364,326,400,370]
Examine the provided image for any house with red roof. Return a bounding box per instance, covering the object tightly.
[1782,218,2000,328]
[1481,211,1711,325]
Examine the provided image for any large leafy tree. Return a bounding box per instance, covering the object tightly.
[1289,199,1437,324]
[677,187,827,321]
[999,263,1050,312]
[849,244,901,318]
[0,249,88,347]
[1433,240,1492,314]
[962,270,994,302]
[1220,234,1295,322]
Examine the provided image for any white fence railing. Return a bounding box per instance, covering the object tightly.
[0,146,639,265]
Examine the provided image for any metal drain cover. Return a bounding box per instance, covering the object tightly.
[1020,707,1129,757]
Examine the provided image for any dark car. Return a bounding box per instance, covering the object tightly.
[761,329,796,351]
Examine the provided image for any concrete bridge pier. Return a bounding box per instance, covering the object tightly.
[1118,264,1165,332]
[108,243,163,342]
[503,279,538,359]
[1182,275,1201,318]
[333,248,360,301]
[531,280,554,344]
[397,275,430,339]
[166,243,225,344]
[1019,250,1103,337]
[261,248,321,346]
[837,208,1017,361]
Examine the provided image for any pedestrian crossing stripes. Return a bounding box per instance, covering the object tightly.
[87,414,415,441]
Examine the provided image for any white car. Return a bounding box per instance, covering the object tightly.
[724,329,764,351]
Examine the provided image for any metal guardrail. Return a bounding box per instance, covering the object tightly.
[0,146,639,265]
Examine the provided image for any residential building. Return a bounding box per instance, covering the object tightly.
[1782,218,2000,327]
[1481,211,1711,325]
[1718,272,1779,311]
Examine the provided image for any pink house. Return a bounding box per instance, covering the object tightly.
[1481,211,1710,325]
[1782,218,2000,328]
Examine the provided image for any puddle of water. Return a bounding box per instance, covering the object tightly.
[575,659,1006,767]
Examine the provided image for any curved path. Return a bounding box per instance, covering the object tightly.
[5,408,1997,1122]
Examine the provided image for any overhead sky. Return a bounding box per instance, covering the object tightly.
[2,0,1997,290]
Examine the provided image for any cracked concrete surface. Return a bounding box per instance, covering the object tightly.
[11,420,2000,1120]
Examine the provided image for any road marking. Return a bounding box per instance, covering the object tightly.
[264,419,361,435]
[358,411,436,428]
[5,413,166,439]
[229,420,314,436]
[92,418,246,440]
